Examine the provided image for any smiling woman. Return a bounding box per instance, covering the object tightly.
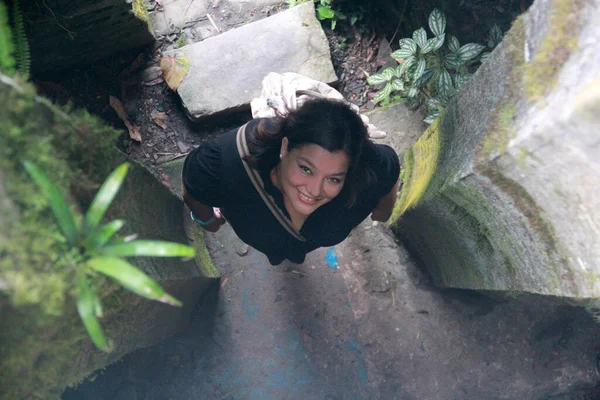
[182,99,400,265]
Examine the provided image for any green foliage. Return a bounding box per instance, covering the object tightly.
[23,161,196,352]
[368,9,504,124]
[0,1,16,74]
[0,0,30,77]
[287,0,364,30]
[11,0,29,77]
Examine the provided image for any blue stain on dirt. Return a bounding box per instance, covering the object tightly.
[242,288,259,318]
[345,338,368,384]
[325,247,339,270]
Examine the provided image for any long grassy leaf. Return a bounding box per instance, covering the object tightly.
[84,219,126,250]
[76,277,111,352]
[87,257,182,306]
[83,163,129,235]
[101,240,195,258]
[23,161,79,246]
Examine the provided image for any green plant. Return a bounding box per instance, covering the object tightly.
[287,0,363,29]
[367,9,503,124]
[23,161,195,352]
[0,0,30,77]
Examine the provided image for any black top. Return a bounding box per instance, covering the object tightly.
[183,118,400,265]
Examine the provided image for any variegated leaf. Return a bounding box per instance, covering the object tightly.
[424,110,440,125]
[401,39,418,54]
[367,72,391,85]
[407,86,419,98]
[399,38,413,48]
[447,35,460,53]
[413,58,426,81]
[402,55,417,72]
[391,46,416,60]
[480,52,491,63]
[391,79,404,91]
[436,68,454,98]
[488,24,503,49]
[394,65,405,78]
[443,53,462,70]
[428,8,446,37]
[413,28,427,49]
[457,43,485,61]
[373,83,393,104]
[415,68,435,87]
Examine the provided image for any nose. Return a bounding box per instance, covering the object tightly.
[306,177,322,198]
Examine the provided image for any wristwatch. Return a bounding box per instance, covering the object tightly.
[190,210,217,227]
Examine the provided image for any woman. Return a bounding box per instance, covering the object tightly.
[182,98,400,266]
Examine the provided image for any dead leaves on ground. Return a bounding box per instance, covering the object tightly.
[109,96,142,142]
[151,112,169,130]
[160,53,190,91]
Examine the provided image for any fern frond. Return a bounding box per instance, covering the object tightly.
[0,0,16,75]
[12,0,30,77]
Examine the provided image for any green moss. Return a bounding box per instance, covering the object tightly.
[0,0,16,75]
[477,17,524,162]
[392,111,443,217]
[131,0,154,36]
[0,74,126,399]
[192,225,219,278]
[523,0,583,101]
[481,166,558,253]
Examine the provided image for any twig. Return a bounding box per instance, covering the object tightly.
[389,0,409,45]
[43,0,74,40]
[185,0,195,15]
[207,13,221,32]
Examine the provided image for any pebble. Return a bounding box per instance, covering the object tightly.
[236,244,249,257]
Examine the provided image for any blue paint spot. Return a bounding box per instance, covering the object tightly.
[325,246,338,270]
[242,289,259,318]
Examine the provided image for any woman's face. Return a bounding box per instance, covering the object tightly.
[278,138,350,217]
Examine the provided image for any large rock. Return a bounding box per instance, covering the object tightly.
[164,2,337,121]
[0,74,214,399]
[392,0,600,300]
[23,0,153,76]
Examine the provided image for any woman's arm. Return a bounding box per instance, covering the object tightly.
[370,178,400,222]
[182,185,225,233]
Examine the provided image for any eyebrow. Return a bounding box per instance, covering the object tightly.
[297,156,347,177]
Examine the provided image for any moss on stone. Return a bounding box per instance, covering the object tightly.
[0,74,131,399]
[131,0,154,36]
[481,165,558,254]
[522,0,583,101]
[393,112,443,216]
[192,225,220,278]
[477,16,524,162]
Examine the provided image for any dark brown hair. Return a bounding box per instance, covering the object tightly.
[244,98,375,206]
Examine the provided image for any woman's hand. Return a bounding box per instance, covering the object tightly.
[203,207,226,233]
[183,186,226,233]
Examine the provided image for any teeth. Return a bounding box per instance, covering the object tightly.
[300,192,316,202]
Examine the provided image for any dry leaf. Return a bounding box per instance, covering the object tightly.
[109,96,142,142]
[151,112,168,130]
[144,76,164,86]
[160,53,190,91]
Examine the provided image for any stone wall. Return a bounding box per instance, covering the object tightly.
[392,0,600,300]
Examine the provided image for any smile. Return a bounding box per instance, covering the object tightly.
[297,190,320,205]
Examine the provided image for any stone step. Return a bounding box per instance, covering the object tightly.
[163,2,337,122]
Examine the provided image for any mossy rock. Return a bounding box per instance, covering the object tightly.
[0,74,214,399]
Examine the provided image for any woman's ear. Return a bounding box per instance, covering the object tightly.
[280,137,289,158]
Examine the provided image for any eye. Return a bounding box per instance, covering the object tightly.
[328,177,343,185]
[299,165,312,175]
